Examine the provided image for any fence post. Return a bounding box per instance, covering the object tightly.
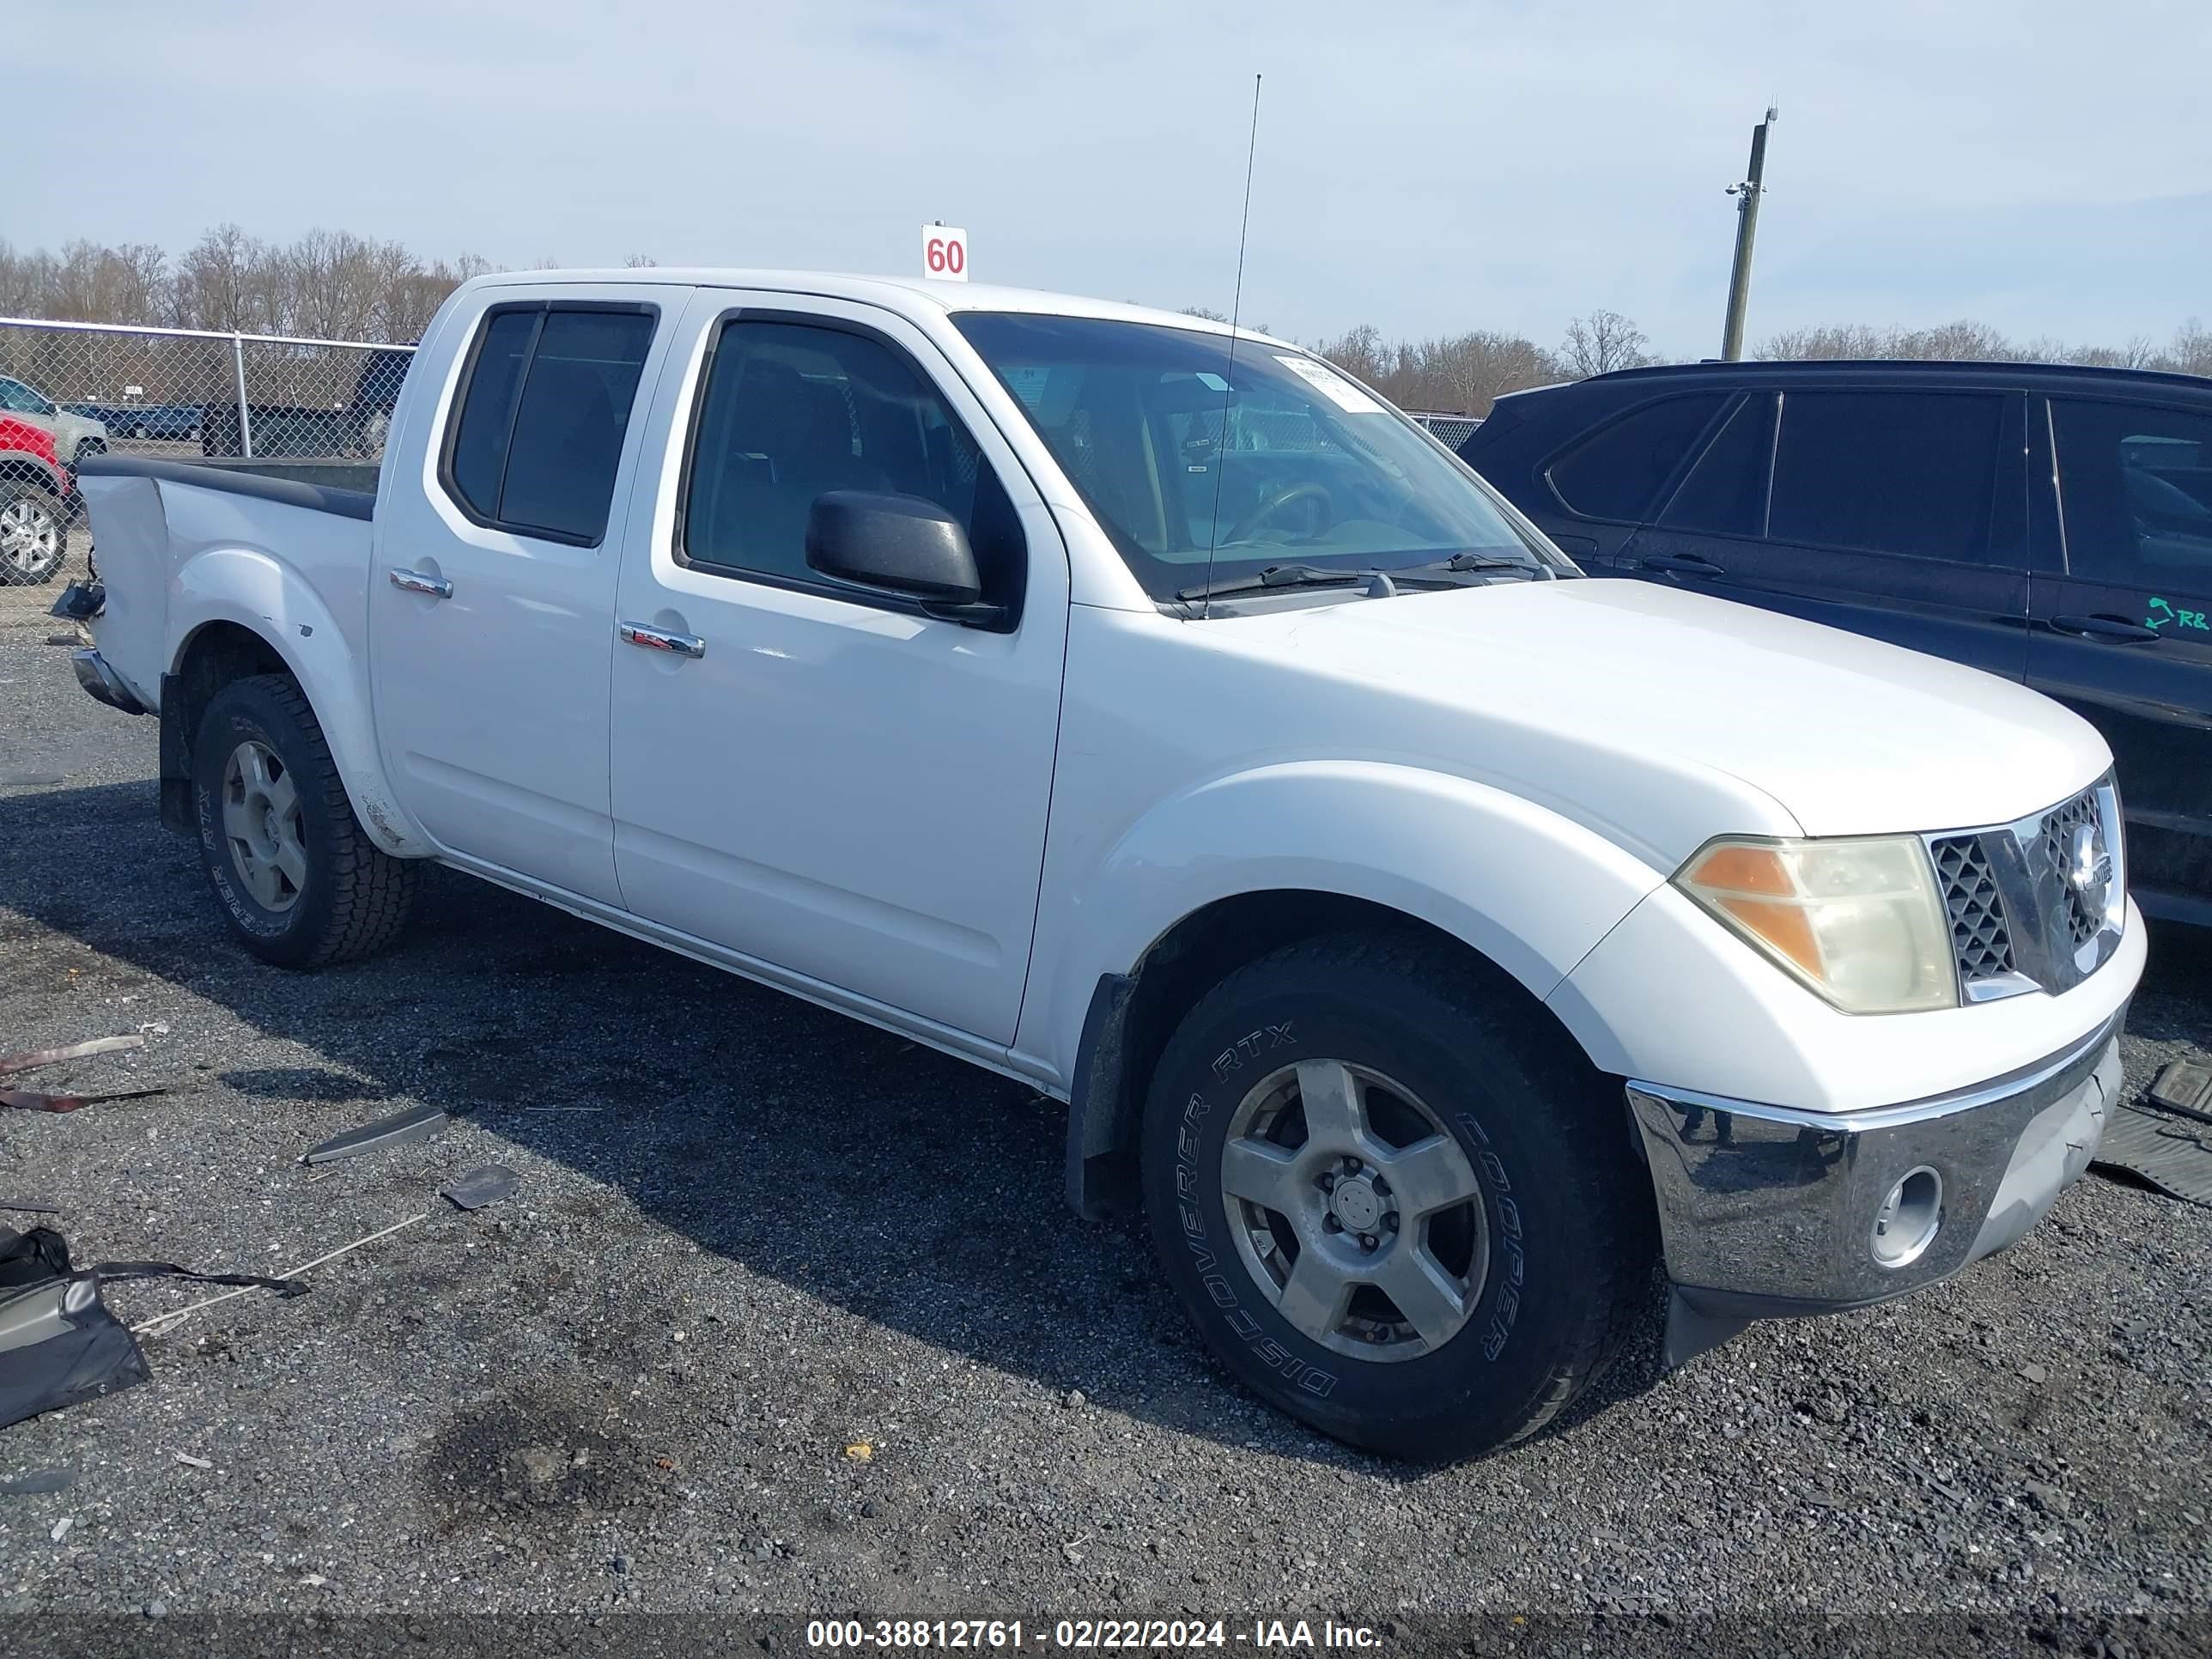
[230,333,255,459]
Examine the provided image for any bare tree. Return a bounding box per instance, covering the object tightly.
[624,254,659,268]
[1559,310,1654,378]
[174,223,269,333]
[2169,319,2212,379]
[1311,325,1393,386]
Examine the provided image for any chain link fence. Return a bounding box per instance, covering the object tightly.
[0,316,414,617]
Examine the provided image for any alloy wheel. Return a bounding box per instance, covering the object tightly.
[0,497,61,583]
[1219,1059,1489,1361]
[221,739,308,912]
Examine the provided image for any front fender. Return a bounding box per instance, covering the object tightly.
[170,547,433,857]
[1018,759,1668,1087]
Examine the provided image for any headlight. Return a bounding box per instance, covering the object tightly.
[1675,836,1956,1014]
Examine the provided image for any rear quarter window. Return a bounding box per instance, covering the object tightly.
[1544,393,1727,521]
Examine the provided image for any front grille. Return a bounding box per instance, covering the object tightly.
[1924,779,2119,1000]
[1933,834,2015,985]
[2038,790,2105,948]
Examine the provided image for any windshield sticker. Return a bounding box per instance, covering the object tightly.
[1274,355,1384,415]
[2147,597,2209,633]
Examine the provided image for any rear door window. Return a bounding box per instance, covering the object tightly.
[1659,393,1776,537]
[1767,390,2006,562]
[1545,393,1726,520]
[2051,398,2212,588]
[442,304,657,545]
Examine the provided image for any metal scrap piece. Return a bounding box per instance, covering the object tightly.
[302,1102,448,1164]
[440,1164,520,1211]
[0,1034,147,1077]
[2,1081,168,1114]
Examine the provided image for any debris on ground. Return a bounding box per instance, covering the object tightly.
[2148,1059,2212,1123]
[3,1224,306,1430]
[0,1032,165,1114]
[302,1102,447,1164]
[2094,1085,2212,1208]
[173,1452,213,1470]
[0,1198,61,1214]
[439,1164,520,1212]
[0,1035,146,1075]
[132,1211,421,1339]
[0,1468,76,1497]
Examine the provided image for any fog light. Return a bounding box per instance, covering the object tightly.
[1871,1166,1943,1269]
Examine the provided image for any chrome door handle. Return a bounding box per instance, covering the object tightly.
[388,568,453,599]
[618,621,706,659]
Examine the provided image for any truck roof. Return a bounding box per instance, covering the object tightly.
[465,268,1291,347]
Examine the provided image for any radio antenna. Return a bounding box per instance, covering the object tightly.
[1200,72,1262,619]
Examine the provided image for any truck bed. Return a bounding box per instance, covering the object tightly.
[72,453,380,717]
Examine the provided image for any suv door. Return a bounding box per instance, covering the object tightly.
[1533,392,1730,566]
[370,289,676,905]
[2030,394,2212,914]
[605,291,1068,1045]
[1621,386,2031,682]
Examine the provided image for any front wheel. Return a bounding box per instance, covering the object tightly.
[191,674,421,967]
[0,482,68,586]
[1140,933,1656,1461]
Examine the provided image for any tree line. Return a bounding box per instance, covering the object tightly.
[0,226,493,344]
[2,226,2203,415]
[1307,312,2212,416]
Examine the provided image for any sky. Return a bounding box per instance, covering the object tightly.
[11,0,2210,358]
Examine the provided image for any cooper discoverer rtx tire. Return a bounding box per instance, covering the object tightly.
[1140,932,1656,1461]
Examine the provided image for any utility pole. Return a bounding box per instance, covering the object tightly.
[1720,106,1778,362]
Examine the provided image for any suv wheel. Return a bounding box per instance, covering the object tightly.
[191,674,421,967]
[0,482,67,586]
[1140,933,1656,1461]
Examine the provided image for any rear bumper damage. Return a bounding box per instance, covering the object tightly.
[1628,1010,2123,1364]
[70,647,147,716]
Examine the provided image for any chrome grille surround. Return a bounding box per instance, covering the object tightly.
[1921,775,2125,1004]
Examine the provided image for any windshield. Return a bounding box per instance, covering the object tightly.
[953,312,1560,602]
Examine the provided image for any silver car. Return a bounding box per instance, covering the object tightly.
[0,375,108,462]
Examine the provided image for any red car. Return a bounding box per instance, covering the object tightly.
[0,414,79,586]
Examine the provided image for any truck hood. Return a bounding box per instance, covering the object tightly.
[1229,576,2110,854]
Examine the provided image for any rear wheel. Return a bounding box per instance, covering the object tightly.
[1140,933,1656,1461]
[0,483,68,586]
[191,674,420,967]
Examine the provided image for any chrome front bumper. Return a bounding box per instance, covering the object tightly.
[1627,1012,2123,1363]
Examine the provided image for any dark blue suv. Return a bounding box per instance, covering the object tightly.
[1460,360,2212,923]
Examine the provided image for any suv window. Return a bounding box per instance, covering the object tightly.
[680,318,1024,611]
[1768,390,2004,562]
[0,379,45,416]
[1546,393,1726,520]
[1660,393,1775,537]
[2052,398,2212,585]
[443,304,655,545]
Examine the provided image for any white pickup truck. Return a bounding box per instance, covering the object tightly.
[66,270,2142,1459]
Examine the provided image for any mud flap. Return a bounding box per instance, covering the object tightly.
[158,672,191,833]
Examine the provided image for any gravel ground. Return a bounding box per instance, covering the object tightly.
[1,625,2209,1651]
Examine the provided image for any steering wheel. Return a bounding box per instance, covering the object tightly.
[1224,480,1337,545]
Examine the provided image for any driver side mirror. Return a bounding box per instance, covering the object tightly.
[805,491,1006,628]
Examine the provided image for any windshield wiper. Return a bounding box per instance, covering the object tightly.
[1433,551,1532,572]
[1174,563,1380,602]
